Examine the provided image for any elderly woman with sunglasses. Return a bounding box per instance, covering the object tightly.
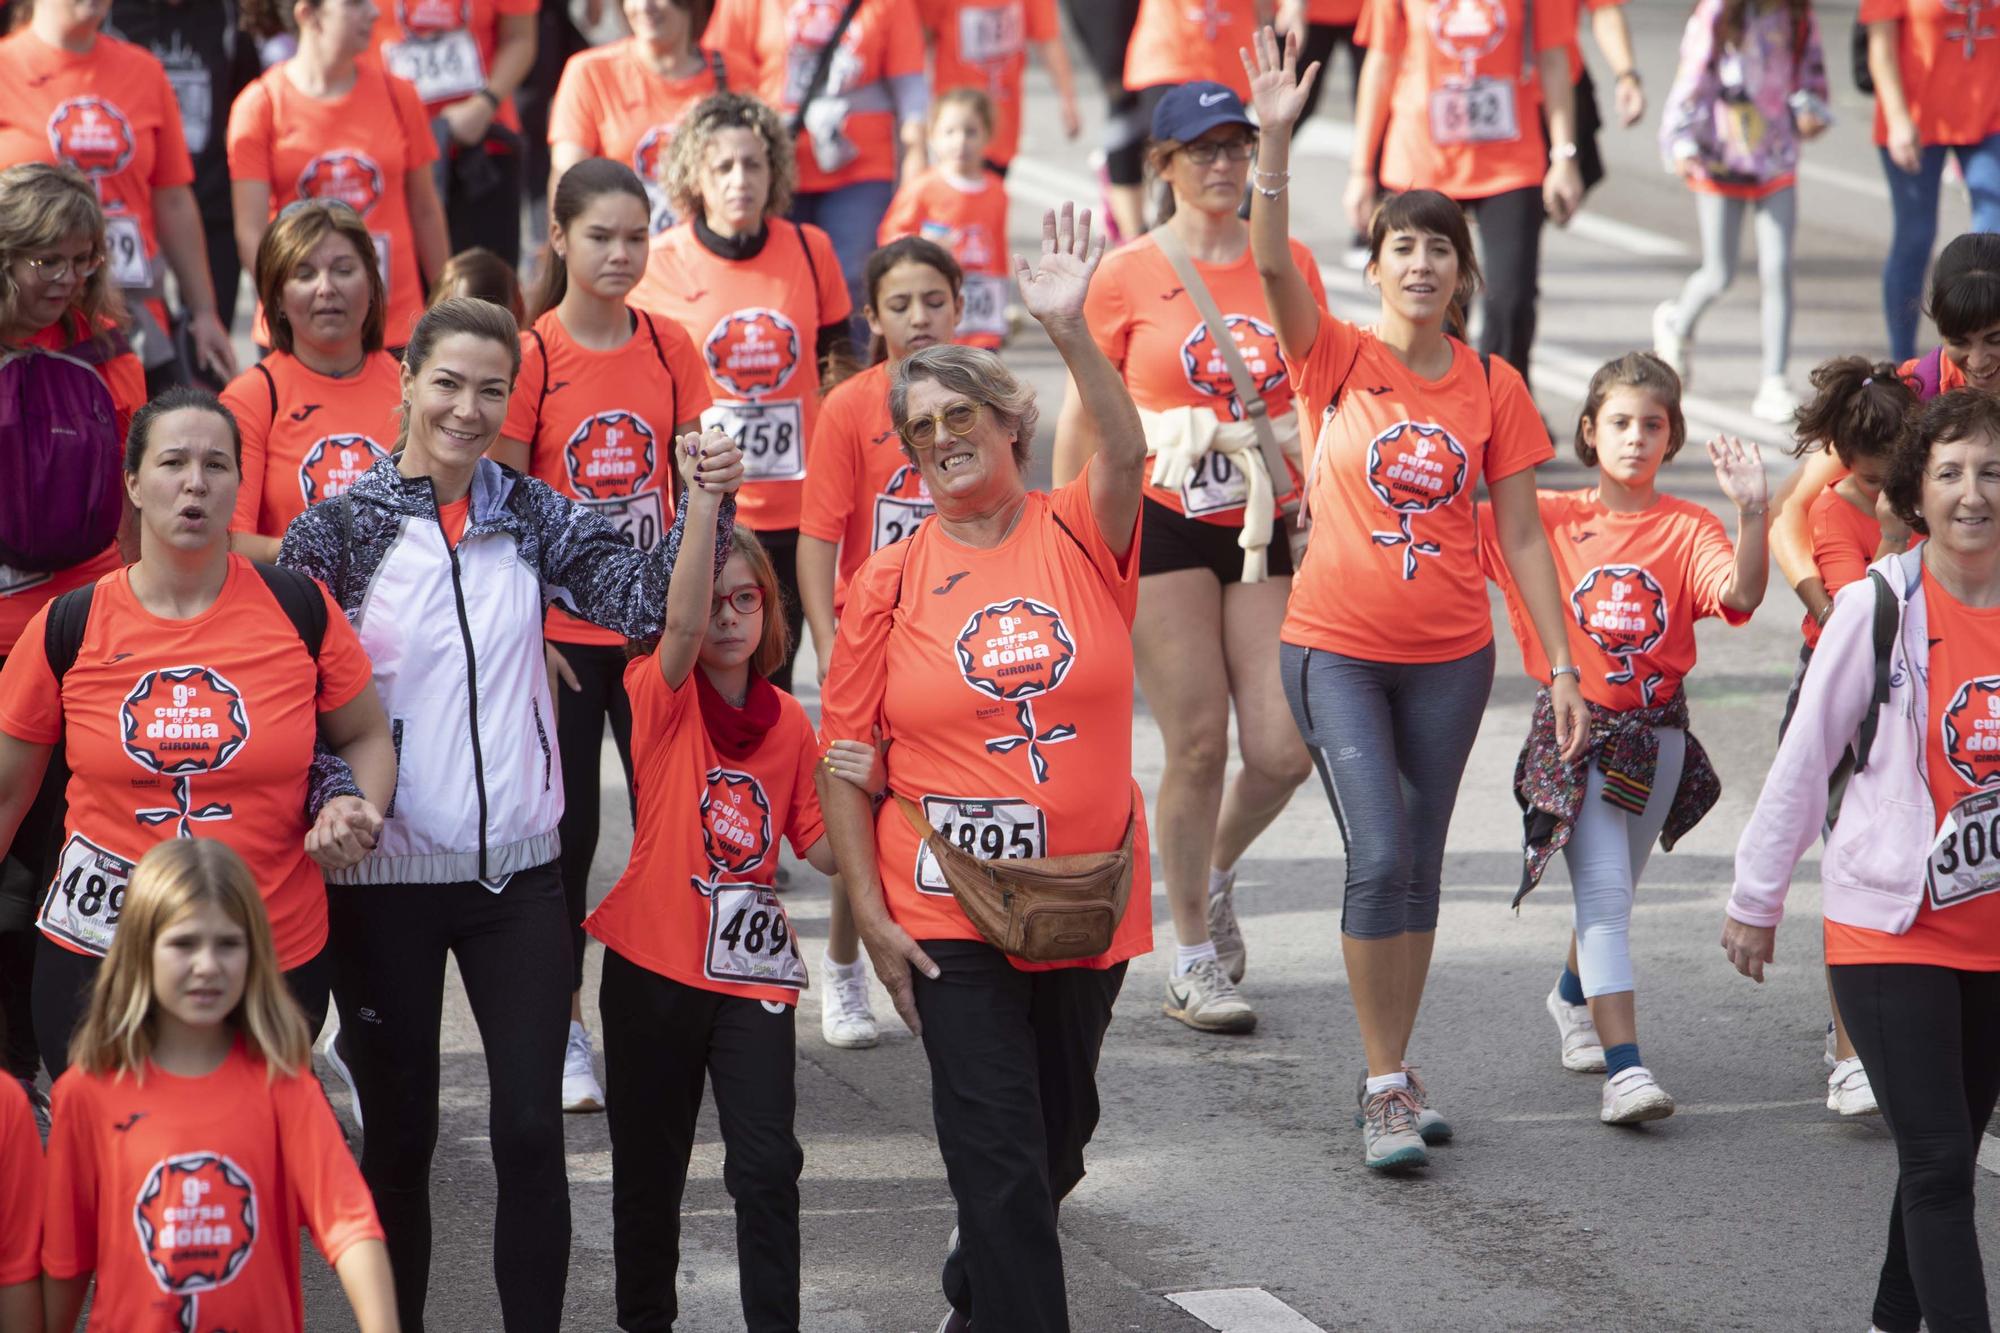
[817,204,1151,1333]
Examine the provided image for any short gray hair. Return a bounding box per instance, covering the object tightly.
[889,344,1038,468]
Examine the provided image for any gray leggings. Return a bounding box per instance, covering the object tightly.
[1561,728,1685,999]
[1280,641,1495,940]
[1668,185,1798,380]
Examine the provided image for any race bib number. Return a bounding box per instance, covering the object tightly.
[1180,450,1248,516]
[957,3,1024,64]
[105,215,148,288]
[913,795,1046,895]
[370,232,393,289]
[384,29,486,104]
[1927,789,2000,910]
[705,883,808,989]
[958,274,1009,339]
[582,489,667,551]
[1427,77,1520,146]
[38,833,136,957]
[703,399,806,482]
[871,494,934,551]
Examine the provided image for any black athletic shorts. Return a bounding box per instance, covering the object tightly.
[1138,496,1295,584]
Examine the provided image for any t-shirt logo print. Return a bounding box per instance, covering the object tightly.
[299,433,390,506]
[1428,0,1506,78]
[632,125,679,233]
[1365,421,1468,578]
[46,97,137,178]
[132,1151,258,1331]
[1570,565,1671,703]
[1942,677,2000,786]
[398,0,471,34]
[120,667,251,836]
[954,598,1077,784]
[1180,314,1285,421]
[564,411,657,499]
[701,767,774,879]
[705,309,801,399]
[296,151,385,216]
[1943,0,2000,58]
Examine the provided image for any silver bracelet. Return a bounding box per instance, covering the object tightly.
[1254,180,1289,199]
[1253,168,1290,182]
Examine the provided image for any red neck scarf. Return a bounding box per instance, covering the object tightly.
[695,668,780,759]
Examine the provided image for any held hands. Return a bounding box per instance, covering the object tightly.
[821,731,886,797]
[675,426,745,497]
[1707,435,1769,515]
[1015,203,1105,335]
[1721,917,1777,983]
[1241,25,1321,135]
[306,796,383,873]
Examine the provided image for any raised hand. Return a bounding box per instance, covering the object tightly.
[1014,202,1104,334]
[1706,435,1769,514]
[676,426,744,495]
[1241,24,1320,133]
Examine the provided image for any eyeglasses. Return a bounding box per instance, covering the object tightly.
[279,198,365,222]
[20,251,102,281]
[899,400,985,450]
[1181,138,1257,166]
[711,586,765,618]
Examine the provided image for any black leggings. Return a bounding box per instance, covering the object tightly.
[1297,24,1364,125]
[599,949,801,1333]
[1060,0,1145,182]
[754,527,808,696]
[1830,962,2000,1333]
[552,640,636,990]
[327,864,573,1333]
[1461,185,1545,382]
[0,735,66,1081]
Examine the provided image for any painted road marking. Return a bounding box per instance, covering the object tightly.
[1982,1133,2000,1176]
[1169,1287,1331,1332]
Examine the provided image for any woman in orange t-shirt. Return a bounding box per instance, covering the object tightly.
[817,205,1153,1332]
[878,88,1011,350]
[915,0,1078,170]
[1346,0,1582,380]
[1249,31,1587,1172]
[228,0,451,349]
[638,91,854,693]
[1112,0,1264,236]
[41,839,394,1333]
[494,158,711,1114]
[0,389,395,1074]
[1056,81,1323,1039]
[222,199,403,561]
[547,0,725,239]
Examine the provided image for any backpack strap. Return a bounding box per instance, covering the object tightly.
[1046,508,1093,564]
[1296,327,1363,527]
[639,309,669,375]
[795,221,825,332]
[250,562,328,660]
[42,584,97,685]
[1916,345,1947,400]
[708,46,727,92]
[528,325,552,430]
[254,361,279,429]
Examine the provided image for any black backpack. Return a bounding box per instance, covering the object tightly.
[1785,554,1910,827]
[43,562,328,682]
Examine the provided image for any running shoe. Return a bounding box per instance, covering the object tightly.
[1545,986,1606,1072]
[1090,151,1126,249]
[1652,300,1691,387]
[1828,1057,1880,1117]
[1751,376,1801,424]
[1824,1019,1839,1070]
[321,1017,364,1133]
[1358,1085,1429,1171]
[1162,958,1257,1034]
[1600,1066,1675,1125]
[1207,872,1247,984]
[820,963,881,1050]
[1353,1066,1453,1144]
[562,1022,605,1114]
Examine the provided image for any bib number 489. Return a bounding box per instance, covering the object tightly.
[704,883,808,989]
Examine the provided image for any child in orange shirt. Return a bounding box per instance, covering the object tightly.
[879,88,1012,350]
[0,1073,39,1331]
[40,839,394,1333]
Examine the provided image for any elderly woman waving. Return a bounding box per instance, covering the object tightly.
[817,204,1151,1333]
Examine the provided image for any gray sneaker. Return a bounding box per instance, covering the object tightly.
[1162,958,1257,1034]
[1353,1067,1451,1144]
[1358,1085,1429,1171]
[1207,874,1246,984]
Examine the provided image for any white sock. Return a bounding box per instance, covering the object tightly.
[1207,865,1234,897]
[823,952,864,977]
[1364,1072,1410,1096]
[1174,941,1218,977]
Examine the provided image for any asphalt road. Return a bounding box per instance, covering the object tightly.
[294,2,2000,1328]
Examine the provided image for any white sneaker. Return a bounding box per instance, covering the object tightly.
[1546,986,1606,1072]
[820,961,881,1050]
[1829,1057,1881,1117]
[1162,958,1257,1034]
[320,1014,363,1133]
[1751,375,1800,423]
[562,1022,605,1113]
[1207,873,1246,984]
[1601,1066,1675,1124]
[1652,300,1691,386]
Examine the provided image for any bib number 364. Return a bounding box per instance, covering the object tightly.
[39,833,136,957]
[1927,788,2000,910]
[705,884,808,989]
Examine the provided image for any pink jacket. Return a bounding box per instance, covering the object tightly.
[1730,549,1934,934]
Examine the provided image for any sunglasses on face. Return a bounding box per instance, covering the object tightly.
[1181,138,1256,165]
[899,399,986,450]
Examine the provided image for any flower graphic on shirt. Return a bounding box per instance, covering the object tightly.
[1943,0,2000,59]
[702,767,774,879]
[704,308,801,399]
[1942,675,2000,787]
[1364,421,1468,579]
[1569,564,1671,704]
[563,410,657,500]
[954,598,1078,784]
[1427,0,1506,80]
[296,151,385,217]
[132,1151,258,1331]
[398,0,470,34]
[1179,314,1285,422]
[298,433,390,507]
[120,666,250,837]
[46,97,136,178]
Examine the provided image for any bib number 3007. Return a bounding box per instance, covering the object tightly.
[1927,789,2000,909]
[39,834,137,957]
[705,884,808,989]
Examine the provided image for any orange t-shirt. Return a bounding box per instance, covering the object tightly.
[42,1042,384,1332]
[586,662,826,1004]
[634,220,853,532]
[1357,0,1573,201]
[370,0,540,128]
[1859,0,2000,147]
[1562,0,1620,82]
[547,40,725,239]
[437,495,471,547]
[1123,0,1259,95]
[818,461,1154,970]
[1085,233,1327,527]
[0,557,374,969]
[914,0,1058,164]
[222,351,404,541]
[1283,316,1552,663]
[1827,566,2000,969]
[797,361,933,608]
[0,318,146,658]
[1801,483,1883,649]
[707,0,927,193]
[503,307,713,645]
[1312,0,1366,20]
[0,1075,40,1287]
[877,166,1012,349]
[1899,347,1967,396]
[0,30,194,297]
[1477,488,1747,711]
[226,62,440,346]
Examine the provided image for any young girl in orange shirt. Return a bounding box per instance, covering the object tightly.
[878,89,1012,350]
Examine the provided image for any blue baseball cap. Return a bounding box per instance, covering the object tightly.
[1151,82,1255,145]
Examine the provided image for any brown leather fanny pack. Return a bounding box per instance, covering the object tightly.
[895,796,1134,963]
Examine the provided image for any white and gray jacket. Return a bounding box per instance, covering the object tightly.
[280,454,732,886]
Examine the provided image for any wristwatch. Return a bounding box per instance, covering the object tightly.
[475,86,501,110]
[1551,665,1582,683]
[1549,141,1579,162]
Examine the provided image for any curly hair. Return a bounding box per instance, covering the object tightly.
[890,344,1038,469]
[663,92,796,224]
[1789,355,1914,466]
[0,162,126,342]
[1882,388,2000,536]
